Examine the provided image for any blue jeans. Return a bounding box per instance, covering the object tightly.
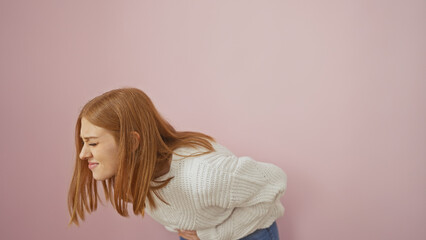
[179,221,279,240]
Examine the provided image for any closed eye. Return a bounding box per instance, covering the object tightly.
[81,141,97,146]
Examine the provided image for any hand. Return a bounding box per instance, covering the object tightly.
[177,229,200,240]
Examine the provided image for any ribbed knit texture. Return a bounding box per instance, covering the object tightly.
[144,141,287,240]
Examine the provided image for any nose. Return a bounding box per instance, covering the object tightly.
[79,144,92,160]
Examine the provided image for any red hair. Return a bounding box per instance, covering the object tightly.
[68,87,215,226]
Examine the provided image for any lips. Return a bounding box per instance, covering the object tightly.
[88,162,99,170]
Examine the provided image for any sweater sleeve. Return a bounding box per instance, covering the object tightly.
[196,155,287,240]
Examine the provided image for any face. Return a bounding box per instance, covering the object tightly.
[79,117,120,181]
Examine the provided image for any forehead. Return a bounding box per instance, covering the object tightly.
[80,117,104,138]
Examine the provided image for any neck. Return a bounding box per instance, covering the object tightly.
[153,154,172,179]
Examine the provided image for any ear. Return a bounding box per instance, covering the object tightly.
[130,131,140,152]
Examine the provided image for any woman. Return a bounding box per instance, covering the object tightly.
[68,87,287,240]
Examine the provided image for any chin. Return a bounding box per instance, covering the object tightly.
[93,175,106,181]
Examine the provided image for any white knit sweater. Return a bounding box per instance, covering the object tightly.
[144,141,287,240]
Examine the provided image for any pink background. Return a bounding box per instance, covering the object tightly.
[1,0,425,239]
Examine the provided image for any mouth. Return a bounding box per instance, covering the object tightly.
[88,162,99,170]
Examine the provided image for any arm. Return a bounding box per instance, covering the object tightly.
[196,156,287,240]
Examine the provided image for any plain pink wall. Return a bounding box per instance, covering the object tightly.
[1,0,425,239]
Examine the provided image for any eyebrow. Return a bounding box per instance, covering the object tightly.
[80,135,99,140]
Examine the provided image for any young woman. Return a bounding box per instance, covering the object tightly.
[68,87,287,240]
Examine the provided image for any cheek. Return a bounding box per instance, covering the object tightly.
[104,146,120,165]
[106,146,119,160]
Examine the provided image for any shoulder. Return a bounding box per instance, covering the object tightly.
[171,140,240,176]
[172,140,234,160]
[189,141,240,172]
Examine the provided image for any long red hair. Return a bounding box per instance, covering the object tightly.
[67,87,215,226]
